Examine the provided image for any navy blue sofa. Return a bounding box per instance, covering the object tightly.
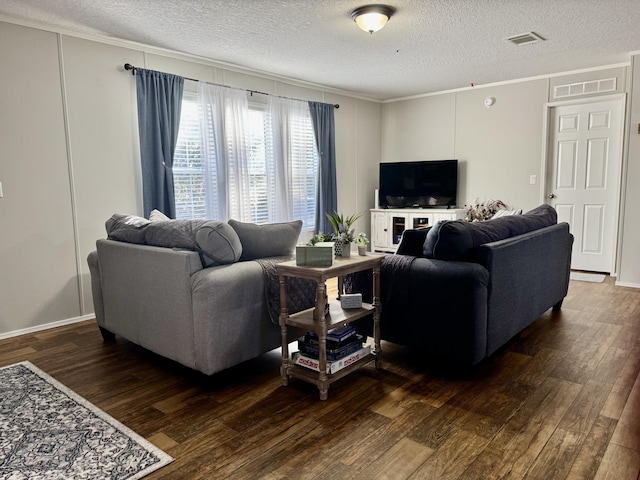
[369,205,573,366]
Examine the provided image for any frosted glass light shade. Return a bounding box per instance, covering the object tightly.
[355,12,388,33]
[351,5,395,34]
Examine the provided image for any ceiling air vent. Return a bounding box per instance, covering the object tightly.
[505,32,545,46]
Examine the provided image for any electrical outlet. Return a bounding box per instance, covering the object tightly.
[529,175,537,185]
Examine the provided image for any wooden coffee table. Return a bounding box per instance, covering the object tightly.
[276,254,382,400]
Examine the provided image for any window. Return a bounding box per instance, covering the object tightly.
[247,108,270,223]
[173,97,205,219]
[174,93,319,231]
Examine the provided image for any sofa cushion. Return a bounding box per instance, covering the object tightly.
[424,204,557,261]
[105,213,150,244]
[229,219,303,260]
[195,221,243,265]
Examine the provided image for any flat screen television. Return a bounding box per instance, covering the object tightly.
[378,160,458,209]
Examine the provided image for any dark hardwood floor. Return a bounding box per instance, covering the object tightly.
[2,276,640,479]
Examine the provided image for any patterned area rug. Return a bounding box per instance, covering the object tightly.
[0,361,173,480]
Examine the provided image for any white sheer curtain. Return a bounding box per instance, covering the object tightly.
[267,96,317,224]
[198,82,251,221]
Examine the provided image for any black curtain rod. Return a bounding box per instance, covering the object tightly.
[124,63,339,109]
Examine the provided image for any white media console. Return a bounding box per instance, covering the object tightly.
[370,208,466,253]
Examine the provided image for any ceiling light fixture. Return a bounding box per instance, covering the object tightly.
[350,4,396,34]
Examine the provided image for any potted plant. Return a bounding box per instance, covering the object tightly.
[326,212,361,257]
[308,232,332,245]
[354,232,369,256]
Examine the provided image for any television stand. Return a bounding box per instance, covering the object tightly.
[371,207,466,253]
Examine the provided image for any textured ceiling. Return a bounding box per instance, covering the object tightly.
[1,0,640,100]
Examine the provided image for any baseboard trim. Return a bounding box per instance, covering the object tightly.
[0,314,95,340]
[614,281,640,289]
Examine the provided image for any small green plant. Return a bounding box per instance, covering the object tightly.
[354,232,369,247]
[308,232,332,245]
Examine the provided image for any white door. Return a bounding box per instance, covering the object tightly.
[546,98,623,273]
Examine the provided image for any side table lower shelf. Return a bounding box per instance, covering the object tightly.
[285,351,378,386]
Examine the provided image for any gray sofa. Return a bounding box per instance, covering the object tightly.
[352,204,573,367]
[87,214,306,376]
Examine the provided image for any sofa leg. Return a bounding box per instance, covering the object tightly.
[552,300,564,311]
[99,326,116,342]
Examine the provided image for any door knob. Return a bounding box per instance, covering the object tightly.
[548,193,556,199]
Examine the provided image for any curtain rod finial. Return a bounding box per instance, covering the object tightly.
[124,63,136,75]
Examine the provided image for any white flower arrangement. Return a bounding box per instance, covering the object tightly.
[465,199,507,222]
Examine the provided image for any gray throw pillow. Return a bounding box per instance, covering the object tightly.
[105,213,150,244]
[144,220,205,251]
[228,219,303,260]
[195,221,243,266]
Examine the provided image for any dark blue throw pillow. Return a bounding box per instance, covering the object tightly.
[423,221,474,260]
[396,227,431,256]
[423,204,557,261]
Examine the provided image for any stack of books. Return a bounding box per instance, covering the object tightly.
[292,325,371,374]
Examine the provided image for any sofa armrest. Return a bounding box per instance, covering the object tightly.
[190,261,281,375]
[475,223,573,355]
[87,250,104,325]
[384,257,490,365]
[95,239,204,368]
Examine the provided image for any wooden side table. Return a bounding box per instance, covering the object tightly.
[276,254,382,400]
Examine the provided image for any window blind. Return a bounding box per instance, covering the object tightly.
[174,93,318,230]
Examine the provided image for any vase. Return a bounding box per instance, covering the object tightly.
[333,239,352,257]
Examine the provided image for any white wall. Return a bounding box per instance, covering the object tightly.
[382,94,456,163]
[0,21,382,337]
[382,80,548,212]
[454,80,548,212]
[618,55,640,287]
[61,36,145,315]
[0,23,81,333]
